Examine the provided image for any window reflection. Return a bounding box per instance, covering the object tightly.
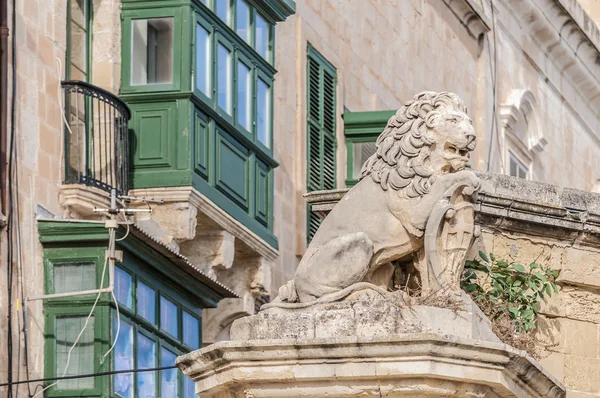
[137,281,156,324]
[161,348,178,397]
[137,333,156,398]
[217,43,232,114]
[160,296,178,337]
[237,61,251,131]
[195,25,211,96]
[183,311,200,349]
[113,319,133,398]
[115,266,133,309]
[255,13,269,59]
[236,0,250,43]
[257,78,270,147]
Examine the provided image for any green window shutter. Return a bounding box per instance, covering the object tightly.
[306,45,336,242]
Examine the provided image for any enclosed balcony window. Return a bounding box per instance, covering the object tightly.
[237,60,252,131]
[257,77,271,147]
[195,24,212,96]
[236,0,251,43]
[131,17,174,85]
[255,13,270,60]
[217,42,233,115]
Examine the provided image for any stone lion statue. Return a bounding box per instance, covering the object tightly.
[270,91,480,307]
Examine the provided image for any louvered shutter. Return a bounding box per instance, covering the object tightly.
[306,46,337,243]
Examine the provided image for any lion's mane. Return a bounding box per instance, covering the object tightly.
[359,91,472,199]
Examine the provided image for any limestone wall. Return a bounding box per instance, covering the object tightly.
[271,0,600,293]
[0,0,122,392]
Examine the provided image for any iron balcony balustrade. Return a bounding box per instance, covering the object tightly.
[62,80,131,195]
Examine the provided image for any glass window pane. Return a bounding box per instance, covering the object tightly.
[255,13,270,59]
[56,316,95,390]
[160,348,178,397]
[236,0,250,43]
[183,311,200,349]
[137,334,156,398]
[160,296,178,337]
[113,319,133,398]
[217,43,232,115]
[352,141,377,179]
[137,281,156,324]
[53,262,96,294]
[68,0,88,80]
[237,61,251,131]
[257,78,270,147]
[115,266,132,309]
[184,377,196,398]
[216,0,230,25]
[195,25,211,96]
[131,18,174,85]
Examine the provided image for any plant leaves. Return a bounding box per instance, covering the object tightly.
[512,264,526,273]
[479,251,490,263]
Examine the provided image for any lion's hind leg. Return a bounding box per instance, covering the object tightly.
[294,232,374,303]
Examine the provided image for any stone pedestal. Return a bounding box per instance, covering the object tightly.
[177,291,565,398]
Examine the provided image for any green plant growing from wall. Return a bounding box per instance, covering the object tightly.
[461,252,560,333]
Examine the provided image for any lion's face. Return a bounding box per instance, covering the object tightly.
[428,110,476,176]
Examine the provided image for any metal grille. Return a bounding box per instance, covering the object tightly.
[62,80,131,195]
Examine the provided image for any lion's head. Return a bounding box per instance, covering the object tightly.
[359,91,476,198]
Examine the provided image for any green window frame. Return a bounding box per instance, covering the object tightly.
[39,221,229,398]
[121,7,184,93]
[306,44,337,243]
[342,110,395,188]
[200,0,275,64]
[42,246,110,397]
[112,262,202,398]
[66,0,92,81]
[193,9,275,151]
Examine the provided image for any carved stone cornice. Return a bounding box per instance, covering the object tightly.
[443,0,491,40]
[130,187,279,261]
[502,0,600,142]
[304,172,600,247]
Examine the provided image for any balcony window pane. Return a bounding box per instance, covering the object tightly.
[217,43,232,115]
[237,61,251,131]
[53,262,95,294]
[195,24,211,96]
[160,296,178,337]
[352,141,376,179]
[255,14,270,59]
[257,78,270,147]
[131,18,174,85]
[137,334,156,398]
[216,0,230,25]
[56,316,95,390]
[137,281,156,324]
[183,311,200,349]
[113,319,133,398]
[160,348,178,397]
[115,266,132,309]
[236,0,250,43]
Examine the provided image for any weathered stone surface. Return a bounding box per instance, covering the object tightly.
[177,333,565,398]
[232,290,499,343]
[565,355,600,393]
[560,247,600,289]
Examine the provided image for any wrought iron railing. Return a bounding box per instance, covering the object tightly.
[62,80,131,195]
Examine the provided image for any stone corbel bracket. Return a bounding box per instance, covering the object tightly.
[443,0,491,40]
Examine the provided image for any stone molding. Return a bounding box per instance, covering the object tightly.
[304,173,600,246]
[129,187,278,261]
[443,0,492,40]
[177,333,565,398]
[503,0,600,142]
[59,184,113,218]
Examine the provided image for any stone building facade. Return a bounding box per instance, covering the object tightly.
[2,0,600,397]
